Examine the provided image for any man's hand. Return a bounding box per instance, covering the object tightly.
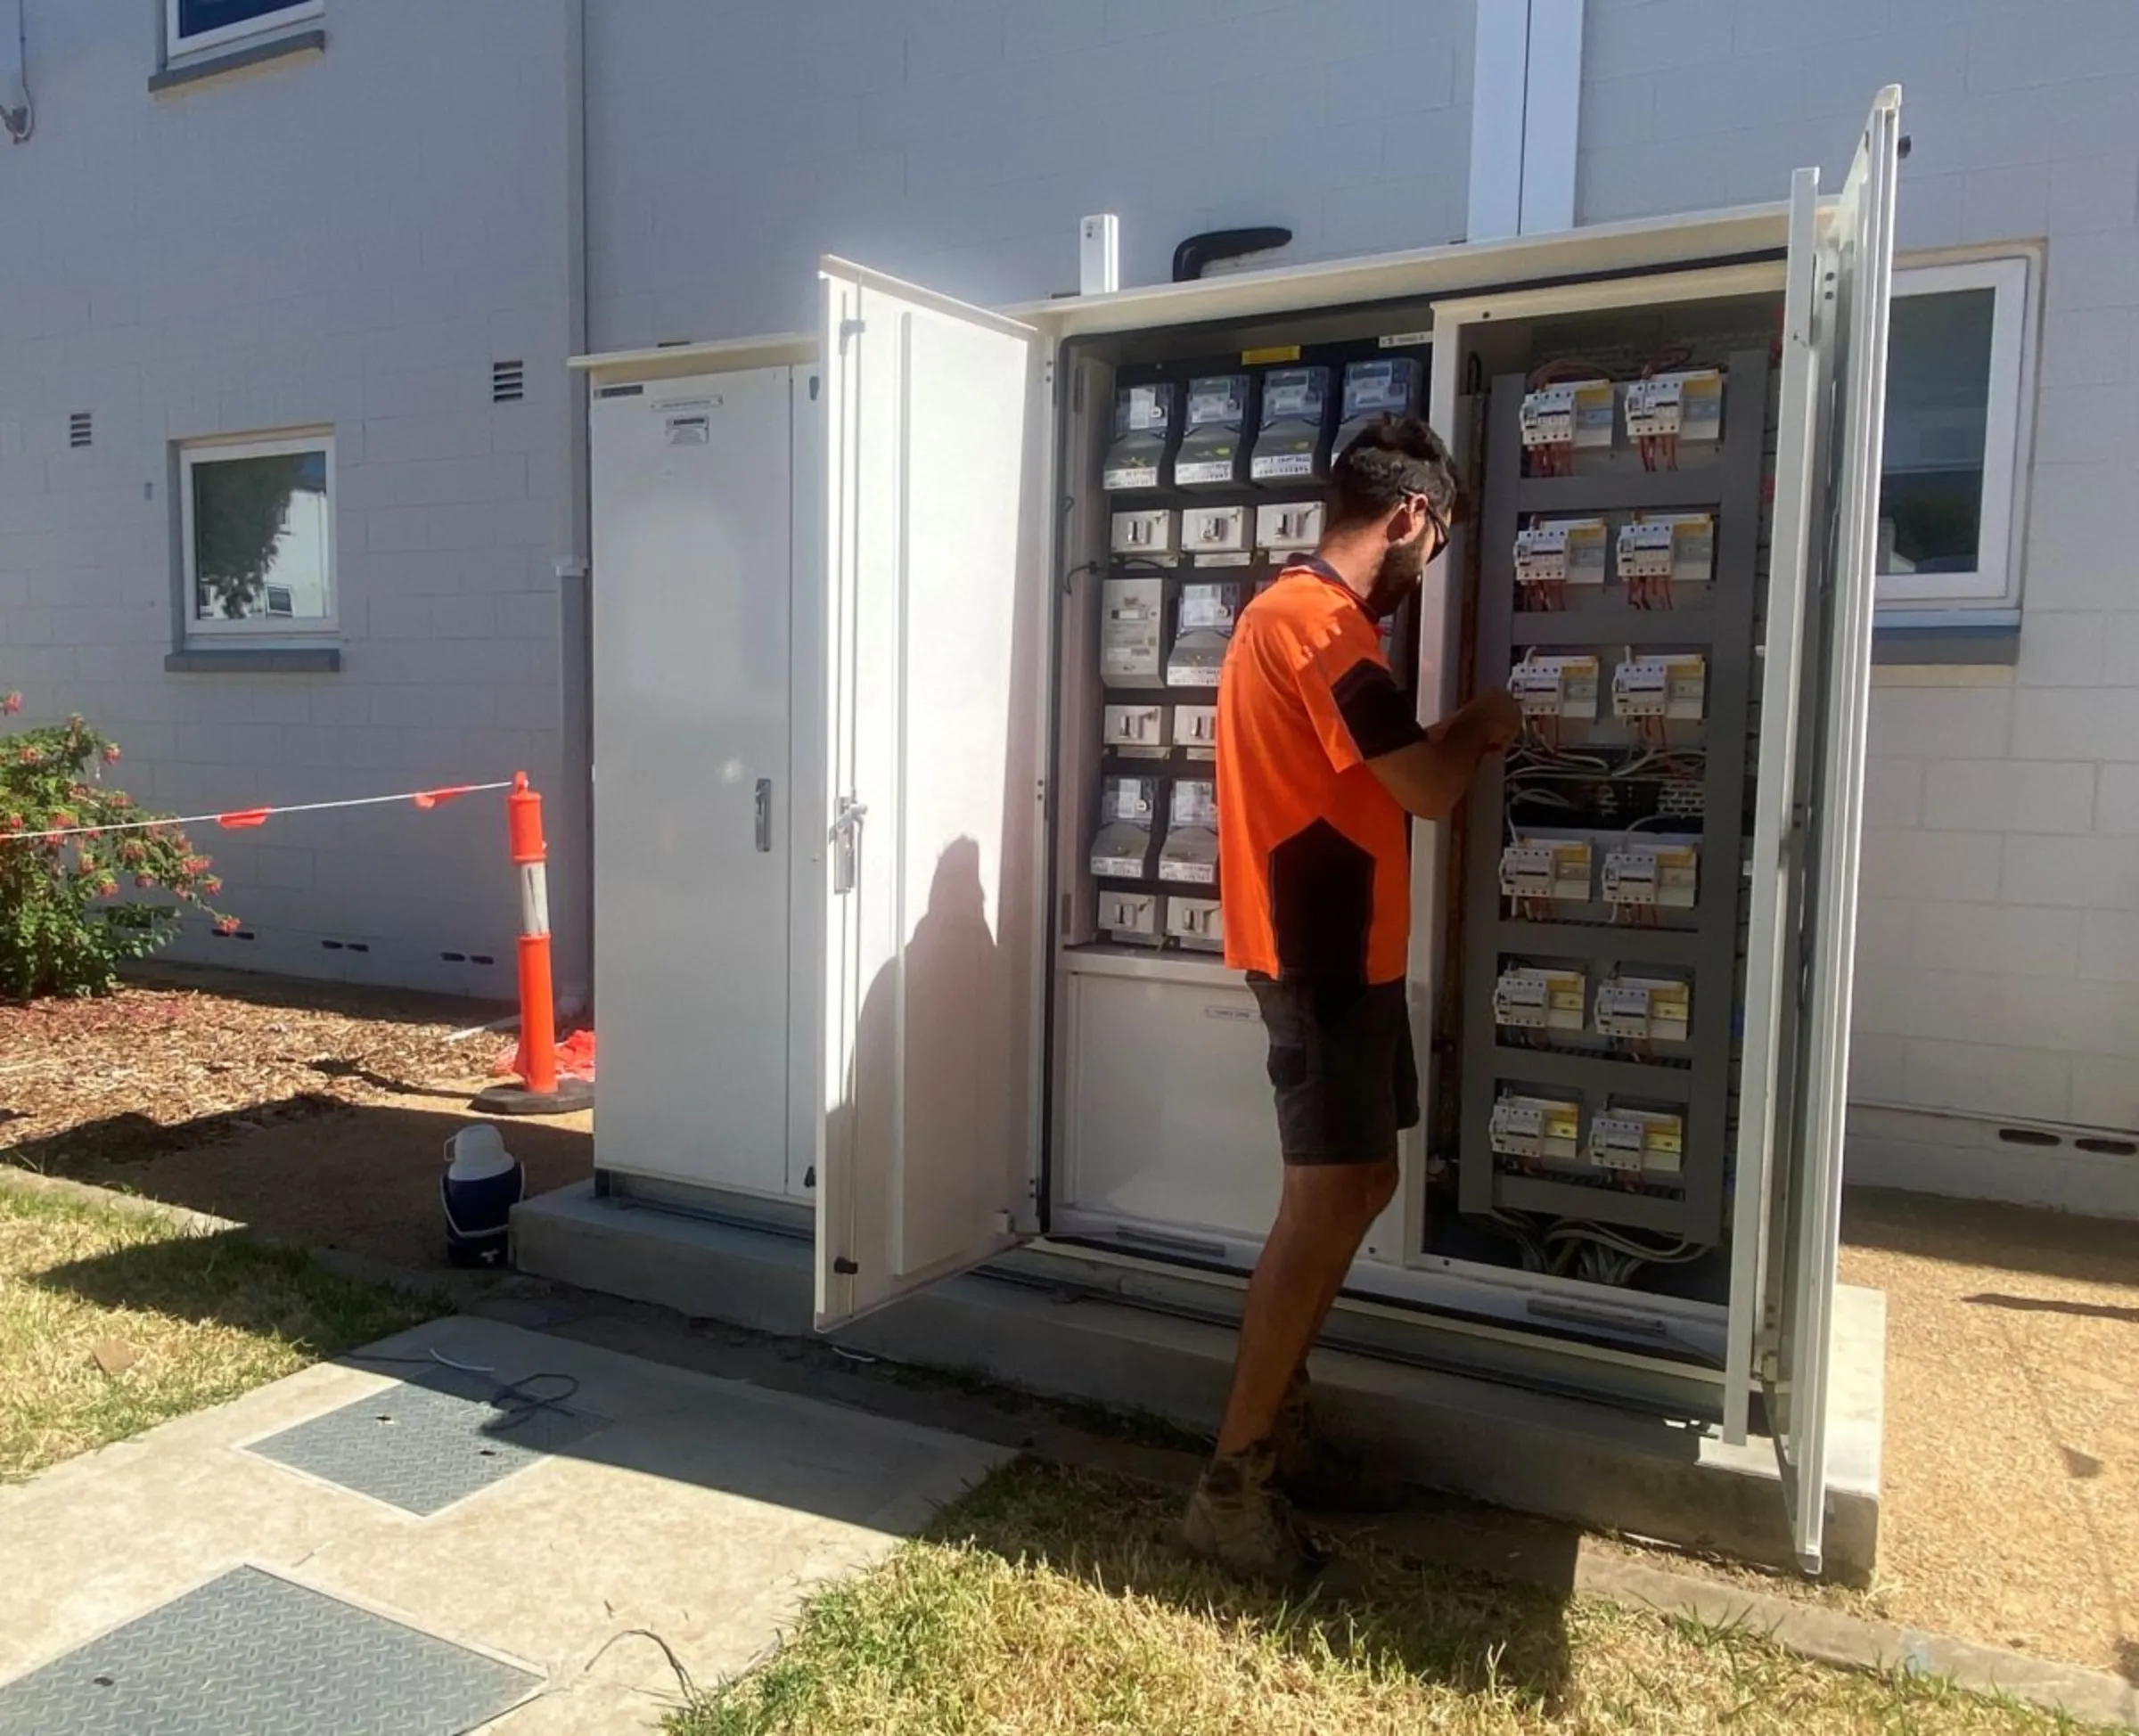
[1366,689,1521,820]
[1463,688,1523,752]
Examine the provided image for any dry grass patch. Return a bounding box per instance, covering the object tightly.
[676,1461,2101,1736]
[0,1184,441,1479]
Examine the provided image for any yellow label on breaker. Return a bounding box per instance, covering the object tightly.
[1242,344,1301,364]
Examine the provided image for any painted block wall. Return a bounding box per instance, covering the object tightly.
[1582,0,2139,1208]
[585,0,1479,350]
[0,0,578,999]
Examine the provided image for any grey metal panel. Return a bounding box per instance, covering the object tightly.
[246,1369,607,1517]
[1494,1175,1692,1234]
[1461,350,1772,1249]
[0,1567,537,1736]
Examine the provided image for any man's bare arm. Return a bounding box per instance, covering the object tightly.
[1367,691,1521,820]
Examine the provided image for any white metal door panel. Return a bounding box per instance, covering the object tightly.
[1060,973,1282,1240]
[1768,87,1902,1574]
[1721,169,1823,1446]
[592,366,794,1198]
[816,259,1047,1331]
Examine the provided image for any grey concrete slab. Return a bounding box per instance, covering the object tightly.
[514,1180,1887,1582]
[0,1317,1009,1736]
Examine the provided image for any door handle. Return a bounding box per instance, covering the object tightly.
[831,796,866,894]
[755,778,774,853]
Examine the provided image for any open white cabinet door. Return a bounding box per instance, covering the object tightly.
[815,258,1049,1331]
[1759,88,1902,1574]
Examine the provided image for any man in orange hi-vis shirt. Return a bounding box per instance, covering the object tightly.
[1186,417,1521,1583]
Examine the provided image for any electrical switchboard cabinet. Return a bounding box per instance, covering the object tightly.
[581,88,1899,1576]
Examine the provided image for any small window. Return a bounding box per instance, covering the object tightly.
[180,433,336,639]
[166,0,321,60]
[1876,256,2033,610]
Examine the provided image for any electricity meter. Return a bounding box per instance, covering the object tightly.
[1157,778,1218,886]
[1175,703,1218,757]
[1498,837,1592,905]
[1167,580,1243,687]
[1102,701,1168,757]
[1334,356,1422,453]
[1611,653,1706,722]
[1589,1107,1684,1175]
[1488,1094,1582,1165]
[1164,896,1224,953]
[1248,366,1336,485]
[1110,509,1176,558]
[1602,843,1699,909]
[1097,888,1160,946]
[1174,373,1256,487]
[1509,653,1599,720]
[1102,382,1178,492]
[1181,504,1250,563]
[1100,576,1166,687]
[1493,965,1586,1032]
[1594,976,1692,1044]
[1091,774,1163,880]
[1255,501,1324,555]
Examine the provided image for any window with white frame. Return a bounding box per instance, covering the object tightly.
[1876,255,2034,610]
[166,0,321,60]
[181,434,336,638]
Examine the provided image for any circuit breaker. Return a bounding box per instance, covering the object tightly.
[1255,501,1324,556]
[1102,382,1179,491]
[1165,897,1223,952]
[1103,701,1168,757]
[1182,504,1250,561]
[1174,374,1255,487]
[1249,366,1335,485]
[1110,509,1176,558]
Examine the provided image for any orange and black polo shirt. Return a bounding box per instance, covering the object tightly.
[1216,559,1422,986]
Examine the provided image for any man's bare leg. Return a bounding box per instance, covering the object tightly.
[1215,1158,1398,1456]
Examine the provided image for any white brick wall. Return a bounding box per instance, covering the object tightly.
[1584,0,2139,1183]
[0,0,578,998]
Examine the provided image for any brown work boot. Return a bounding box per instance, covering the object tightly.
[1272,1372,1407,1513]
[1181,1443,1325,1587]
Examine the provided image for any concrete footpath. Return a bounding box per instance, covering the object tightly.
[0,1314,1007,1734]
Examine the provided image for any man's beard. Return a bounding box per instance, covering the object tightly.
[1361,537,1427,620]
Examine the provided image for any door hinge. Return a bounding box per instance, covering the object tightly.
[839,317,866,351]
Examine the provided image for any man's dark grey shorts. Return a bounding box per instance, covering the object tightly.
[1247,974,1420,1166]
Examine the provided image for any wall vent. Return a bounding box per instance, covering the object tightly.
[68,412,92,449]
[491,361,526,404]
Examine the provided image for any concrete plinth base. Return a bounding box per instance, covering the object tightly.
[513,1180,1883,1584]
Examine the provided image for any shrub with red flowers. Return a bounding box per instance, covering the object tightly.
[0,692,237,998]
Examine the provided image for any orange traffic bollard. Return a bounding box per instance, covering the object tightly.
[474,772,593,1117]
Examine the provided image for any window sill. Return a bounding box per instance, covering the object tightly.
[1871,608,2020,667]
[166,646,340,674]
[150,27,324,94]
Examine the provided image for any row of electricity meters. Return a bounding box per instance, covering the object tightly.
[1494,965,1691,1044]
[1488,1093,1686,1176]
[1498,836,1700,910]
[1112,500,1328,561]
[1092,774,1218,890]
[1104,357,1423,494]
[1509,651,1708,722]
[1102,576,1242,688]
[1518,369,1724,473]
[1513,513,1716,601]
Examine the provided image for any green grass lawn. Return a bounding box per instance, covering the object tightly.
[0,1183,441,1480]
[676,1460,2102,1736]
